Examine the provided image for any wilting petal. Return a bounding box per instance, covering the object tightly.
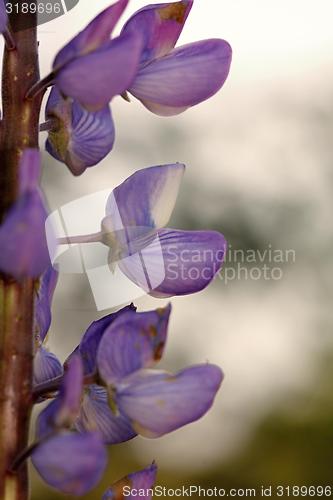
[32,432,107,495]
[0,191,51,279]
[103,463,157,499]
[34,266,59,344]
[45,86,115,175]
[76,385,136,444]
[129,39,232,116]
[36,356,83,438]
[119,229,226,298]
[56,32,143,110]
[103,164,185,250]
[68,304,136,376]
[117,364,223,438]
[53,0,129,70]
[121,0,193,65]
[97,305,171,385]
[33,347,63,386]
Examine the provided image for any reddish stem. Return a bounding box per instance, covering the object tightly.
[0,3,43,498]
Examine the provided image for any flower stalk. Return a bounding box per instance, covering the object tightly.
[0,3,43,498]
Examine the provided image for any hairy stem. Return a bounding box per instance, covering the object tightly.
[0,3,42,498]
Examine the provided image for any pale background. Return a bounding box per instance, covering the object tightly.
[27,0,333,497]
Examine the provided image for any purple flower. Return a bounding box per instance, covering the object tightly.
[76,304,223,440]
[44,86,115,175]
[52,0,232,113]
[41,1,232,171]
[0,149,54,279]
[75,305,170,443]
[31,304,223,494]
[33,266,63,386]
[32,357,107,495]
[122,1,232,115]
[103,463,157,499]
[102,163,227,297]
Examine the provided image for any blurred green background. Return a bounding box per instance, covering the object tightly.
[29,0,333,497]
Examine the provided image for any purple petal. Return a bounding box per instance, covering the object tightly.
[36,356,83,438]
[117,364,223,438]
[0,193,52,279]
[55,32,143,110]
[33,347,63,386]
[53,0,129,70]
[75,385,136,444]
[35,398,61,439]
[103,463,157,499]
[57,355,83,425]
[32,432,107,495]
[97,305,171,385]
[129,39,232,116]
[68,304,136,376]
[34,266,59,344]
[45,86,115,175]
[119,229,227,298]
[19,149,41,193]
[103,164,185,250]
[121,1,193,65]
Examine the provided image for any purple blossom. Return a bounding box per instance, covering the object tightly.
[44,87,115,175]
[75,304,223,441]
[75,305,171,444]
[102,163,227,297]
[41,0,232,171]
[32,356,107,495]
[51,0,231,113]
[30,303,223,494]
[103,463,157,499]
[123,1,232,115]
[0,149,53,279]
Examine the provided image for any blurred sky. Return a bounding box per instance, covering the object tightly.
[27,0,333,489]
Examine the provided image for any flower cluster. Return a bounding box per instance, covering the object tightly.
[39,0,232,175]
[31,294,223,495]
[0,0,232,497]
